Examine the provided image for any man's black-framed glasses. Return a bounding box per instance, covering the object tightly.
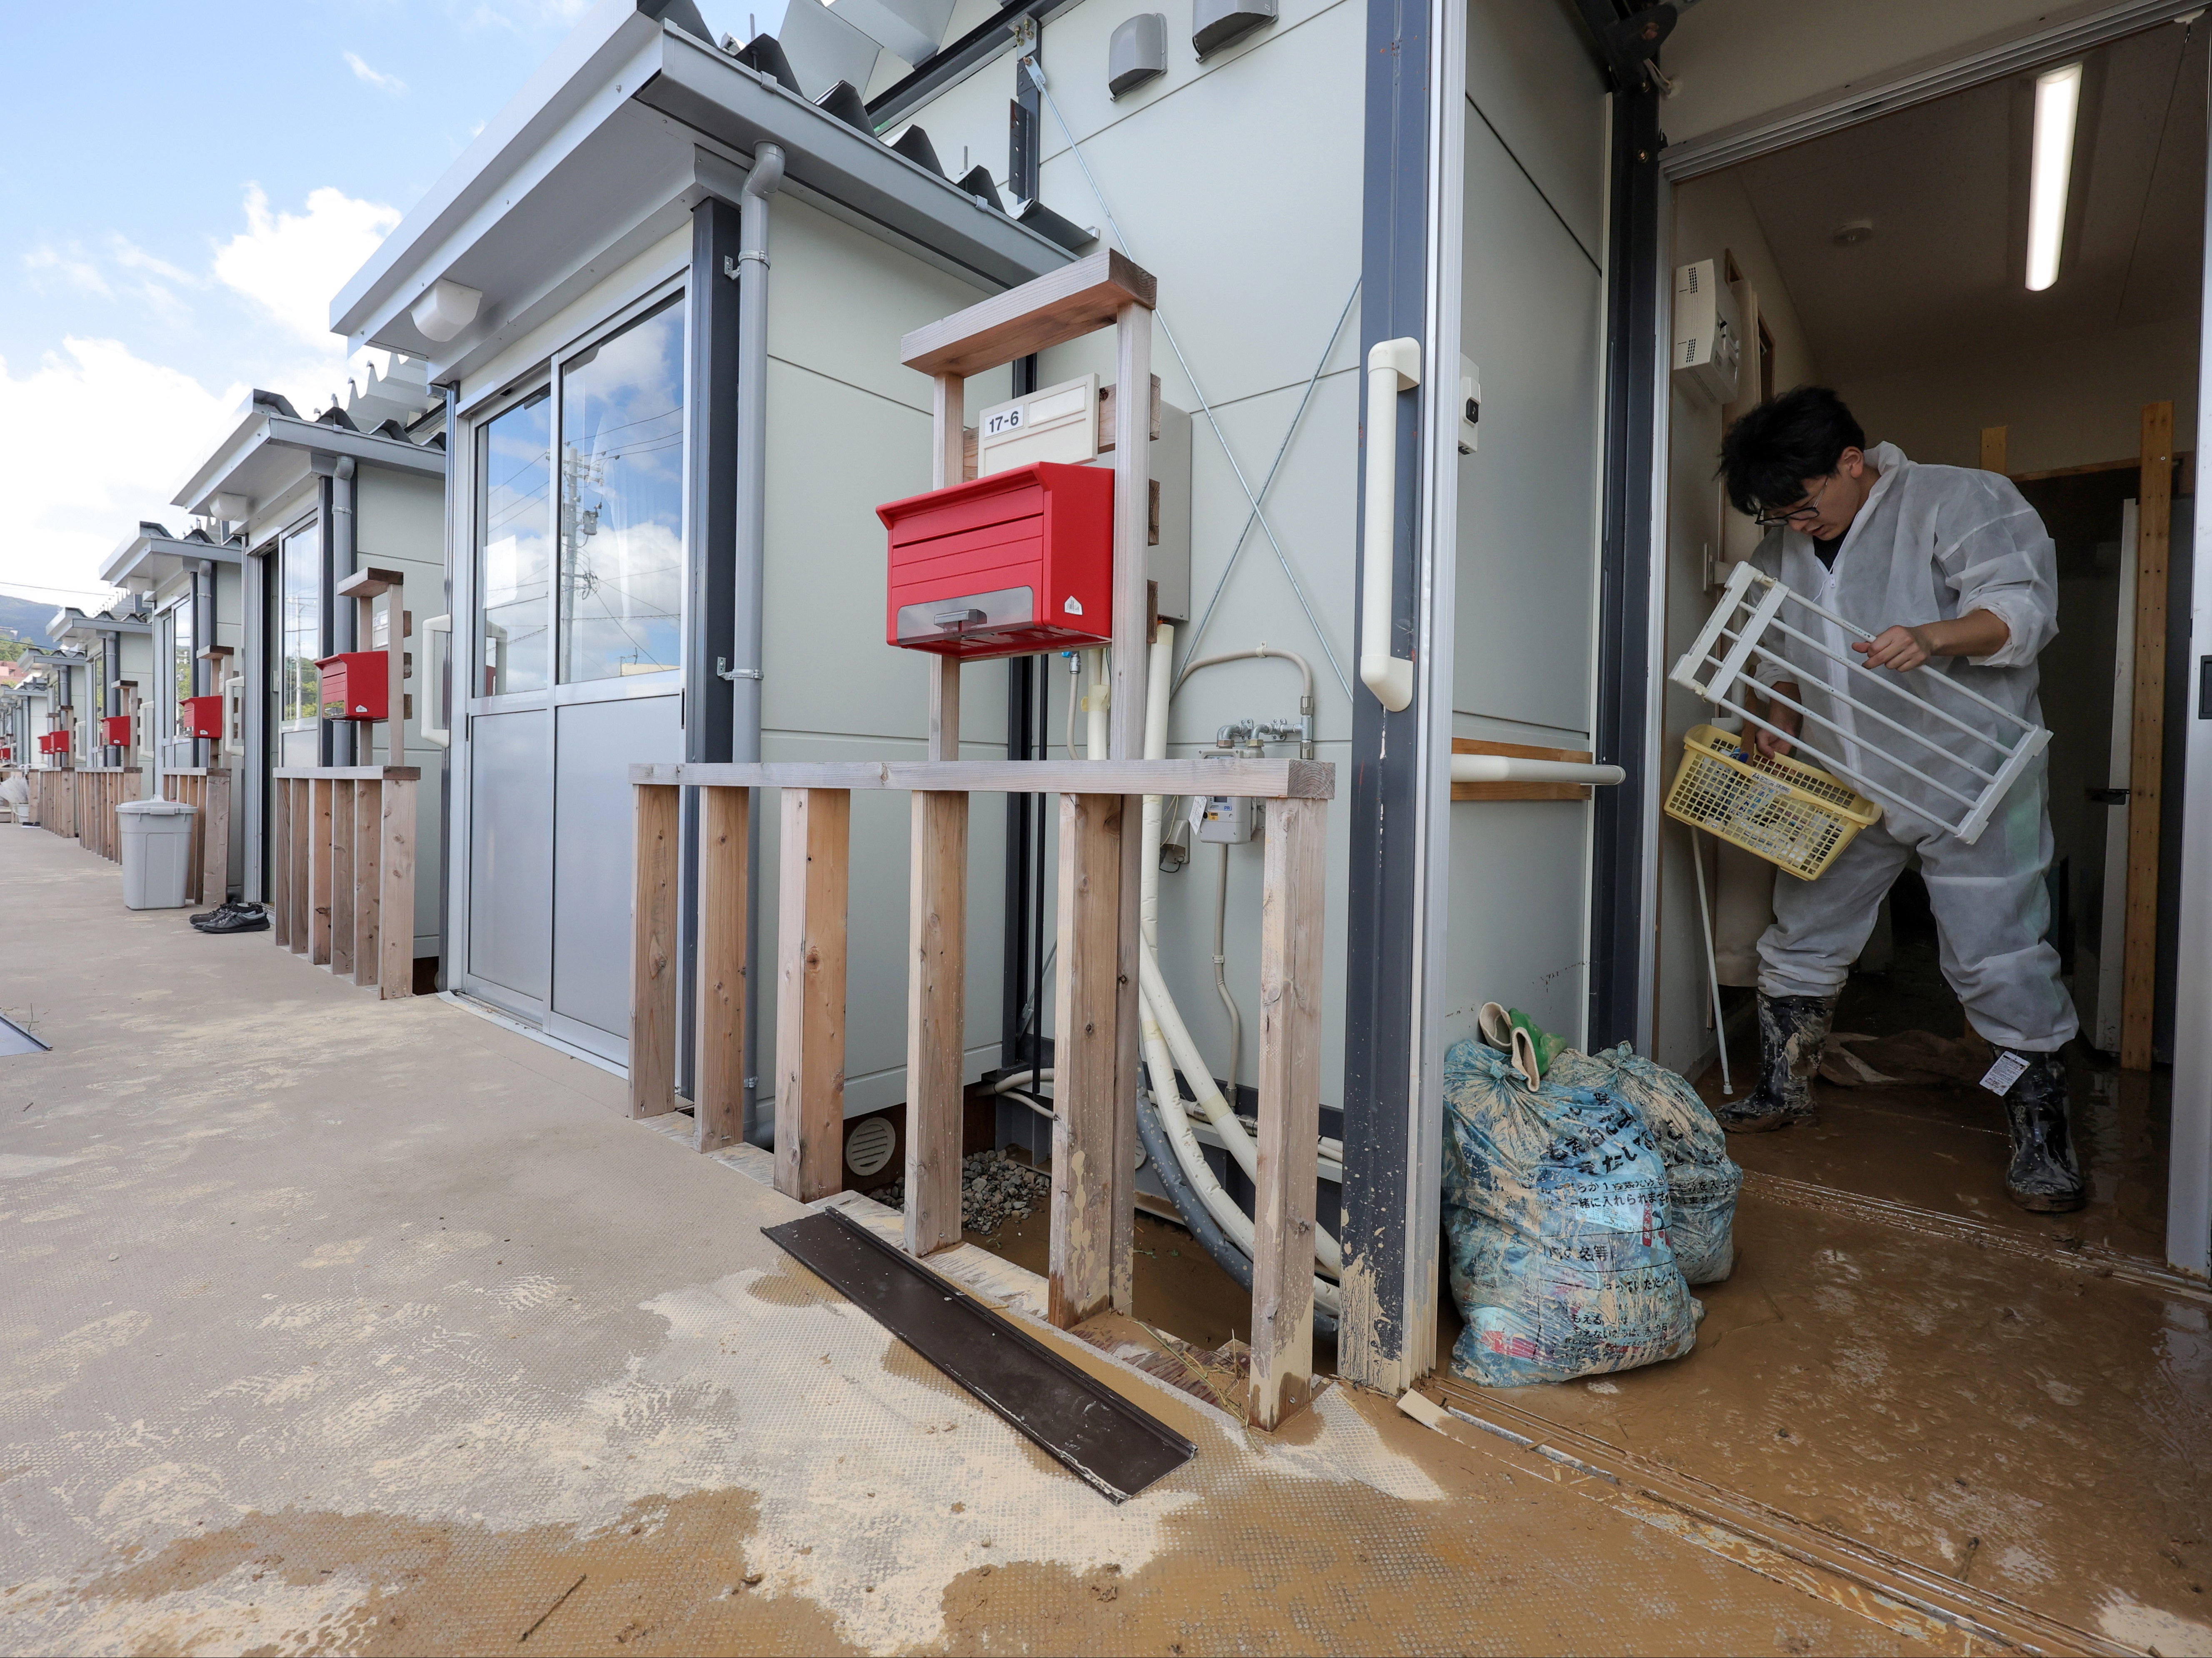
[1754,471,1837,528]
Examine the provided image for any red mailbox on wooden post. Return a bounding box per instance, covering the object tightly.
[315,652,389,723]
[181,695,223,740]
[877,461,1114,660]
[100,714,132,747]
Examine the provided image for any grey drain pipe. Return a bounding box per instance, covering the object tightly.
[333,455,359,764]
[734,143,784,1145]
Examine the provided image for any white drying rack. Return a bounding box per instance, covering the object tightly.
[1670,561,2051,845]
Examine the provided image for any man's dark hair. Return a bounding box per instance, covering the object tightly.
[1719,386,1866,517]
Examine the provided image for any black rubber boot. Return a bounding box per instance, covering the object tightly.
[1996,1051,2085,1213]
[1719,992,1836,1134]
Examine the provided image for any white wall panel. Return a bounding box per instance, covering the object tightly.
[1466,0,1608,263]
[1455,110,1603,735]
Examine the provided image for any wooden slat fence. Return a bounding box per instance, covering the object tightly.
[629,755,1334,1431]
[159,768,233,906]
[70,767,137,862]
[32,771,75,839]
[271,766,418,999]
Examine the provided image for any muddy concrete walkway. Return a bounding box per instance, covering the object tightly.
[0,828,2149,1654]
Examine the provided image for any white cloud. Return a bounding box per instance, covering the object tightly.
[0,339,246,601]
[212,184,401,351]
[23,244,114,300]
[343,50,408,95]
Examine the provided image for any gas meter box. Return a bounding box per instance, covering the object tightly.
[181,696,223,740]
[878,462,1114,660]
[316,652,389,722]
[100,715,132,746]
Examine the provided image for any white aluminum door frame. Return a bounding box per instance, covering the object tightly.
[2169,52,2212,1277]
[447,268,692,1055]
[1654,1,2212,1279]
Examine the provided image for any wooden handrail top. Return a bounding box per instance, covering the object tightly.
[900,249,1157,379]
[629,757,1335,800]
[274,765,423,781]
[162,767,235,778]
[69,765,133,774]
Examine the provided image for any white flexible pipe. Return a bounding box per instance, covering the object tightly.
[1085,647,1109,762]
[1140,625,1173,947]
[1359,337,1420,713]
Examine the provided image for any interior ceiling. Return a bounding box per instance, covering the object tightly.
[1728,18,2207,381]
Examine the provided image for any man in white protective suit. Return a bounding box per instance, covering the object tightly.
[1716,386,2082,1213]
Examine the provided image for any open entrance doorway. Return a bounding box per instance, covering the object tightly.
[1408,17,2212,1646]
[1656,15,2205,1272]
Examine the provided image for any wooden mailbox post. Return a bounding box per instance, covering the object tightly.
[627,250,1333,1430]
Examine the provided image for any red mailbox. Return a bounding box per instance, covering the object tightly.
[181,695,223,740]
[877,461,1114,661]
[40,731,68,755]
[100,714,132,747]
[316,652,389,722]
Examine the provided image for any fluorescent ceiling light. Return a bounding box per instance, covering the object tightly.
[2026,62,2082,292]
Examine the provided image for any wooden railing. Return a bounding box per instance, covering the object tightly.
[71,768,137,862]
[630,755,1334,1430]
[271,766,419,999]
[31,770,75,839]
[159,768,234,906]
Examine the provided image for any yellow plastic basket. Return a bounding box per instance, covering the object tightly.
[1663,724,1881,880]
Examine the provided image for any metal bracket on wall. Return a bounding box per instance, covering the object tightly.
[716,656,763,681]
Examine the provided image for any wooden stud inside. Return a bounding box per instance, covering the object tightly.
[776,787,851,1202]
[630,782,681,1114]
[1980,426,2008,476]
[695,785,750,1153]
[1248,795,1325,1431]
[1048,790,1126,1328]
[2122,401,2174,1070]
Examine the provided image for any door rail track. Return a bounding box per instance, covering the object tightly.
[1420,1377,2135,1657]
[1741,1169,2211,1304]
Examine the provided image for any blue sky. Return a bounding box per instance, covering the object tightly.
[0,0,759,611]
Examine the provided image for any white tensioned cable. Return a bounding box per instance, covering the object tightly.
[1026,59,1355,701]
[1177,280,1361,681]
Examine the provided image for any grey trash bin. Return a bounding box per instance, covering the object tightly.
[117,799,197,910]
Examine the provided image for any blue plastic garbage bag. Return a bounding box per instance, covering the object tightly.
[1549,1045,1743,1286]
[1443,1037,1698,1387]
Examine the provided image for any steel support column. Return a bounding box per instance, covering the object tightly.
[1587,86,1664,1052]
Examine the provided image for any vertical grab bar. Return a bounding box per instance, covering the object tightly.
[1361,338,1421,711]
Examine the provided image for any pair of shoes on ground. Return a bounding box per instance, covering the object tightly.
[191,900,270,935]
[1718,990,2084,1214]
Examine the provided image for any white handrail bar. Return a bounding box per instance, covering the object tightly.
[1359,338,1420,712]
[1451,753,1626,786]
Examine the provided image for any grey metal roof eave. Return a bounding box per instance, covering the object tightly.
[100,532,247,588]
[635,30,1076,291]
[172,415,444,518]
[330,0,672,344]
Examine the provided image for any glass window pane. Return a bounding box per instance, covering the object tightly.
[171,595,194,732]
[479,389,553,696]
[280,522,320,730]
[557,299,684,683]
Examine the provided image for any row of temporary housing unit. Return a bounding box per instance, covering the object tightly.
[10,359,449,982]
[37,0,2212,1389]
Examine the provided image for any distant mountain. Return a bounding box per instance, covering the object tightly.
[0,593,59,645]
